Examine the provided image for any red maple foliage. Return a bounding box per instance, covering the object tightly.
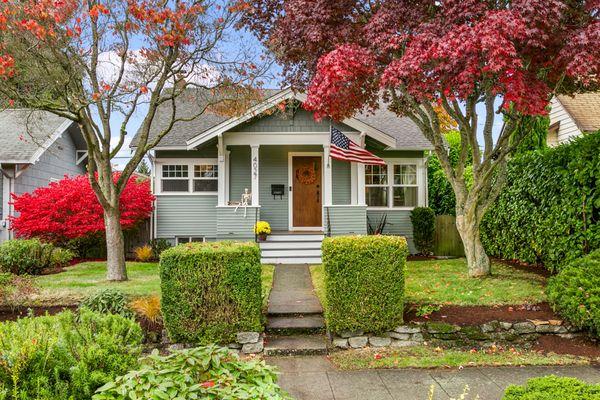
[242,0,599,120]
[10,174,154,243]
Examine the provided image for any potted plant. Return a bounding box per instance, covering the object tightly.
[254,221,271,241]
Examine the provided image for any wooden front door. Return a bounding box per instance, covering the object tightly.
[292,156,322,228]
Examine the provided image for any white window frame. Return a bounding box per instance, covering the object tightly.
[365,158,426,210]
[193,164,219,193]
[365,164,389,208]
[175,236,206,245]
[155,158,218,195]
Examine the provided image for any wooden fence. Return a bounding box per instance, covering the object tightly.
[433,215,465,257]
[124,219,151,258]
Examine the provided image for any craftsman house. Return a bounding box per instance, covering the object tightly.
[0,109,87,242]
[133,89,433,263]
[548,92,600,146]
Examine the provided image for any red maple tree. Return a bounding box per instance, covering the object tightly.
[10,174,154,244]
[0,0,265,280]
[242,0,600,276]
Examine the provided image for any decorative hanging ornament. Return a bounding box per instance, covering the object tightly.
[296,165,317,185]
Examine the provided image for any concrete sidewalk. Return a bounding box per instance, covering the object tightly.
[267,356,600,400]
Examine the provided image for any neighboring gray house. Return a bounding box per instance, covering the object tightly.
[0,110,87,242]
[132,89,433,263]
[548,93,600,146]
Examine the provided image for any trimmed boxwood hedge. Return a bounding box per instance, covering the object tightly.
[160,241,263,344]
[481,132,600,272]
[503,376,600,399]
[410,207,436,255]
[547,249,600,337]
[322,235,408,334]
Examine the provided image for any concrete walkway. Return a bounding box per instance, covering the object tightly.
[268,264,323,315]
[267,356,600,400]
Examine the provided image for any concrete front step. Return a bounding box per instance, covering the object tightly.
[261,249,322,258]
[267,315,325,335]
[268,290,324,315]
[261,257,322,265]
[259,241,322,250]
[266,234,325,242]
[264,335,328,356]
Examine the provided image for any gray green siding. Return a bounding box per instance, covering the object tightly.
[228,146,251,202]
[156,195,217,239]
[332,159,351,205]
[325,206,367,236]
[366,210,416,253]
[216,206,259,240]
[14,133,86,196]
[233,109,357,133]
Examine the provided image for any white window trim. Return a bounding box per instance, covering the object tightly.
[155,158,218,195]
[175,236,206,245]
[365,158,426,210]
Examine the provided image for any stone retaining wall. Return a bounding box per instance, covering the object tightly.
[332,319,580,349]
[165,331,265,354]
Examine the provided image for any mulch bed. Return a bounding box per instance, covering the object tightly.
[533,335,600,359]
[405,303,559,326]
[0,305,77,322]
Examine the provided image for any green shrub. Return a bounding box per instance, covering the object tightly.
[547,250,600,336]
[51,247,76,268]
[80,289,134,319]
[0,238,54,275]
[482,132,600,272]
[410,207,436,255]
[150,238,171,260]
[94,345,291,400]
[322,235,408,334]
[0,309,143,400]
[160,241,262,344]
[503,376,600,399]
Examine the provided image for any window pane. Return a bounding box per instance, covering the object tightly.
[193,179,218,192]
[365,165,387,185]
[162,179,189,192]
[194,164,218,178]
[366,187,388,207]
[190,237,205,242]
[394,165,417,185]
[162,165,188,178]
[176,237,191,244]
[393,187,418,207]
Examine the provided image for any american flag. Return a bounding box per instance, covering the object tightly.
[330,127,385,165]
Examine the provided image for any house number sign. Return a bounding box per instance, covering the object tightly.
[252,156,259,179]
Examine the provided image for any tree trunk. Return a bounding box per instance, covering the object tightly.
[104,207,128,281]
[455,213,490,277]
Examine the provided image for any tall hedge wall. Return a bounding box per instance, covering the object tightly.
[322,235,408,334]
[481,132,600,272]
[160,242,263,344]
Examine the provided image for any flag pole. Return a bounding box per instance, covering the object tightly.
[327,118,332,168]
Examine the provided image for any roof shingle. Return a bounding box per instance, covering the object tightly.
[556,93,600,133]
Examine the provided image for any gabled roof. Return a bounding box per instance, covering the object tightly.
[131,88,433,151]
[556,93,600,133]
[0,109,74,164]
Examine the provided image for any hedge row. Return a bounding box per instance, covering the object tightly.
[322,235,408,334]
[160,241,263,344]
[481,132,600,272]
[0,239,74,275]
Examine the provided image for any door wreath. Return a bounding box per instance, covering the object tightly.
[296,165,317,185]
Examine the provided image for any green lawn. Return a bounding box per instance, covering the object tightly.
[330,346,590,370]
[310,258,547,307]
[30,261,275,306]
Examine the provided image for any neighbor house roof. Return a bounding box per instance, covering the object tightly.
[556,93,600,133]
[131,88,433,151]
[0,109,73,163]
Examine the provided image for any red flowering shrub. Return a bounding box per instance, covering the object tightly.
[11,174,154,243]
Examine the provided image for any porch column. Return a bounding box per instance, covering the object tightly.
[357,133,366,206]
[217,134,226,206]
[323,144,333,206]
[251,145,260,206]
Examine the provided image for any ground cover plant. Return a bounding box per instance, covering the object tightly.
[0,310,143,400]
[329,346,589,371]
[322,235,408,334]
[160,242,263,344]
[547,250,600,337]
[503,376,600,400]
[79,289,135,319]
[93,345,291,400]
[482,133,600,272]
[311,258,546,308]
